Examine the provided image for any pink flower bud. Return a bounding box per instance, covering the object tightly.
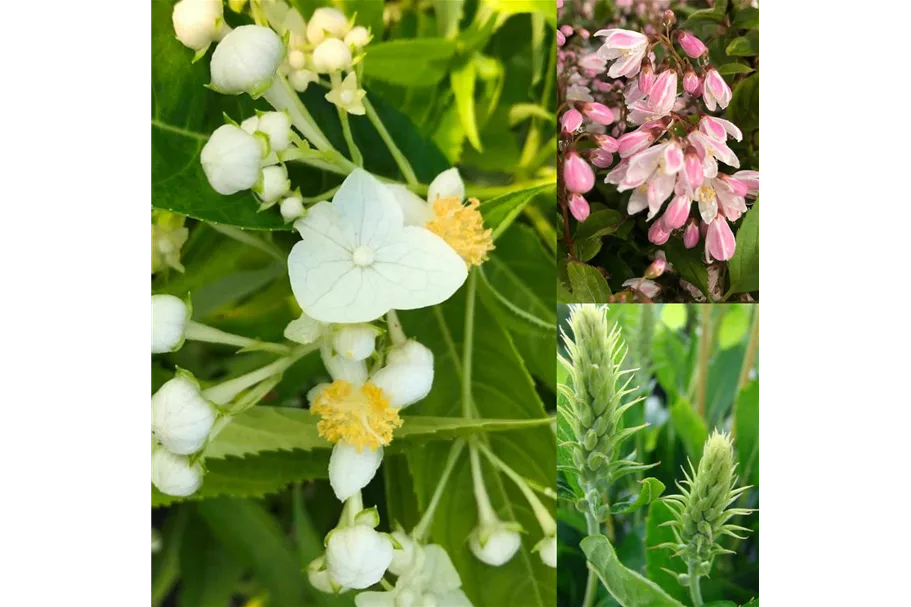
[703,68,732,111]
[582,103,614,126]
[649,70,679,114]
[683,70,701,95]
[662,143,684,174]
[644,257,667,279]
[683,147,704,191]
[676,31,707,58]
[561,108,583,133]
[662,194,691,230]
[617,129,654,158]
[663,10,676,26]
[593,134,619,153]
[564,151,595,194]
[683,220,700,248]
[647,217,671,245]
[557,30,566,47]
[732,170,759,198]
[706,216,736,261]
[560,25,573,36]
[721,175,749,197]
[568,193,591,221]
[590,149,614,168]
[638,61,655,95]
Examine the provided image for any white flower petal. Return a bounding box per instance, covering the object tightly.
[370,342,434,409]
[332,168,403,249]
[386,184,435,227]
[438,590,473,607]
[328,442,384,501]
[284,312,324,345]
[354,592,397,607]
[422,545,463,593]
[151,294,189,354]
[427,168,465,202]
[321,344,369,385]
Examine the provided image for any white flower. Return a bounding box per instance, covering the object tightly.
[151,294,190,354]
[332,324,378,361]
[289,68,320,92]
[200,124,264,195]
[288,169,467,324]
[328,441,383,502]
[536,535,557,568]
[306,7,350,45]
[387,168,494,267]
[152,448,203,496]
[388,530,421,576]
[312,38,353,72]
[307,554,348,594]
[326,525,394,589]
[345,26,371,49]
[151,372,216,455]
[325,72,366,115]
[369,340,434,408]
[280,196,305,222]
[593,28,649,78]
[255,111,292,152]
[469,525,522,566]
[210,25,284,95]
[172,0,224,52]
[256,165,291,204]
[356,544,470,607]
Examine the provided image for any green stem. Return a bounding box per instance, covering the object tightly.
[208,223,285,262]
[301,184,340,203]
[202,344,317,405]
[461,270,478,418]
[363,97,418,186]
[184,321,290,355]
[386,309,407,346]
[469,441,497,525]
[581,512,600,607]
[476,441,555,536]
[412,439,465,542]
[687,560,704,607]
[330,72,364,166]
[262,75,341,160]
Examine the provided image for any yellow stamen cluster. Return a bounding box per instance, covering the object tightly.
[311,380,402,450]
[425,196,495,267]
[698,185,716,204]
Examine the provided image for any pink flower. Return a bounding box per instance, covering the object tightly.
[561,109,584,133]
[628,70,677,124]
[622,278,661,298]
[564,151,596,194]
[582,102,615,125]
[661,194,691,229]
[699,116,743,142]
[695,176,748,223]
[560,25,573,36]
[706,215,736,261]
[593,28,649,78]
[732,170,759,198]
[578,53,607,72]
[638,61,655,94]
[557,29,566,47]
[676,31,707,58]
[719,174,749,197]
[617,128,657,158]
[703,69,732,111]
[683,146,704,192]
[647,218,671,245]
[683,70,701,96]
[593,134,619,153]
[568,193,591,221]
[688,131,741,172]
[683,220,700,248]
[590,149,614,168]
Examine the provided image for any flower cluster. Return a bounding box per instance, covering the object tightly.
[557,4,759,275]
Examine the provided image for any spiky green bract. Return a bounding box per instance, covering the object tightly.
[659,431,753,576]
[558,305,651,522]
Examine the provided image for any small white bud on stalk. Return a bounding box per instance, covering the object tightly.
[151,372,216,455]
[256,165,291,204]
[332,324,378,361]
[152,448,204,497]
[289,68,320,92]
[326,525,394,589]
[200,124,264,195]
[307,554,347,594]
[151,294,190,354]
[306,7,350,45]
[536,535,557,568]
[344,26,371,49]
[210,25,284,95]
[312,38,353,73]
[279,196,305,222]
[388,530,422,576]
[172,0,224,52]
[256,111,292,152]
[468,524,522,566]
[370,340,434,408]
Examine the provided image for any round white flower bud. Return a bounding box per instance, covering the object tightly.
[288,69,319,92]
[151,373,216,455]
[240,115,259,134]
[332,324,377,361]
[307,554,347,594]
[256,111,292,152]
[200,124,264,195]
[469,527,522,567]
[152,448,203,497]
[257,165,291,203]
[288,49,307,70]
[210,25,284,95]
[538,535,557,568]
[370,340,434,408]
[344,26,371,49]
[280,196,305,222]
[306,7,350,45]
[311,38,353,73]
[388,530,422,576]
[326,525,394,589]
[172,0,224,52]
[152,294,190,354]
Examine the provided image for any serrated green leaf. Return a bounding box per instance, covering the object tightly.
[480,184,555,241]
[363,39,457,86]
[609,478,666,514]
[567,262,611,302]
[581,534,686,607]
[178,512,246,607]
[727,202,759,295]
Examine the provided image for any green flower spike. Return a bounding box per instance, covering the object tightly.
[558,305,653,522]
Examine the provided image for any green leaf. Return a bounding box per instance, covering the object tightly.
[705,602,739,607]
[197,498,308,607]
[735,381,759,487]
[718,306,750,349]
[433,0,465,38]
[669,399,708,462]
[645,501,689,603]
[483,0,557,25]
[575,237,602,262]
[726,33,760,57]
[665,240,710,298]
[206,406,555,460]
[481,184,555,241]
[508,103,555,126]
[581,534,686,607]
[727,202,759,294]
[682,8,726,26]
[574,209,624,241]
[728,74,759,132]
[178,511,246,607]
[339,0,384,38]
[363,39,457,87]
[567,262,611,302]
[660,305,687,331]
[609,478,666,514]
[717,62,754,75]
[451,60,483,151]
[732,7,760,29]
